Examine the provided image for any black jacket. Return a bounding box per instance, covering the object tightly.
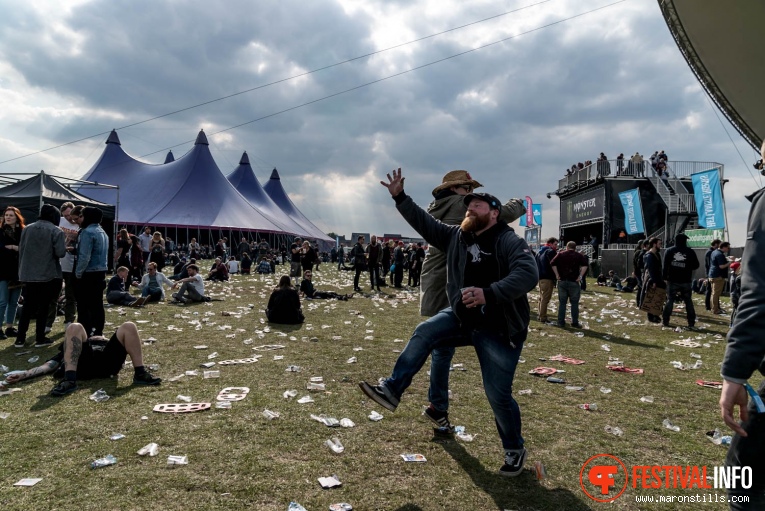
[0,225,22,282]
[643,251,664,288]
[663,242,700,283]
[722,186,765,382]
[266,287,303,324]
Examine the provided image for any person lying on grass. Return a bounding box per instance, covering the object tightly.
[3,321,160,397]
[299,270,352,301]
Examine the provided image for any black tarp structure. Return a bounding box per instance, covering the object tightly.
[0,171,116,224]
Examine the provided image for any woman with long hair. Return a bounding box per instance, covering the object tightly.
[149,232,165,271]
[129,235,144,281]
[266,275,304,324]
[0,206,24,340]
[114,228,131,269]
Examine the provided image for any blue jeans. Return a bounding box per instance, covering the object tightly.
[383,309,526,450]
[662,282,696,326]
[557,280,581,325]
[0,280,21,325]
[142,287,163,302]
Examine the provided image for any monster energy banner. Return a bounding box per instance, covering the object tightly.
[560,187,605,225]
[685,228,725,248]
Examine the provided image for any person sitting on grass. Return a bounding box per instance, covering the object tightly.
[619,272,638,293]
[266,275,304,324]
[3,321,161,397]
[257,257,272,274]
[226,256,239,275]
[207,257,229,282]
[299,270,351,301]
[171,264,206,304]
[240,253,252,274]
[106,267,147,307]
[596,273,608,286]
[607,270,621,289]
[137,262,174,302]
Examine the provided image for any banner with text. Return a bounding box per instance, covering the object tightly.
[685,228,725,248]
[618,188,645,235]
[533,204,542,225]
[519,202,543,226]
[691,169,725,229]
[560,187,605,226]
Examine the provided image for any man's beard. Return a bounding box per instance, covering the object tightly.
[461,211,490,233]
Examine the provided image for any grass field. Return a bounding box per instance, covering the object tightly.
[0,266,736,511]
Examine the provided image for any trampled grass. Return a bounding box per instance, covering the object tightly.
[0,267,735,510]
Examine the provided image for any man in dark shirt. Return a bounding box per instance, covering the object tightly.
[290,237,302,286]
[550,241,588,328]
[704,239,721,311]
[393,241,405,288]
[3,321,160,396]
[641,237,664,323]
[366,235,382,292]
[708,241,731,315]
[662,233,700,328]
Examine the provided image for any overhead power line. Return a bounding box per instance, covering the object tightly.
[0,0,554,166]
[137,0,628,159]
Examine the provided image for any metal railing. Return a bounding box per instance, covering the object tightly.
[557,159,724,192]
[677,193,696,213]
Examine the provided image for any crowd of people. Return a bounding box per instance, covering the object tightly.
[1,150,762,506]
[564,149,671,179]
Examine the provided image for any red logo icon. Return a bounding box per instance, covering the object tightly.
[580,454,628,502]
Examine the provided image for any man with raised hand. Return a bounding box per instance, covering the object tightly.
[359,168,538,477]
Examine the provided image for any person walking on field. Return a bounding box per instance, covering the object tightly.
[550,241,588,328]
[535,237,558,323]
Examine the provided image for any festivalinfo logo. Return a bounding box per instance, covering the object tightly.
[579,454,752,503]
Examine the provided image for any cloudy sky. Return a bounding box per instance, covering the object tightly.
[0,0,759,245]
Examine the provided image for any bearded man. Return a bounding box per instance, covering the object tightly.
[358,168,538,477]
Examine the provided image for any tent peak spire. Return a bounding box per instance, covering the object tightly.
[164,150,175,164]
[106,130,121,145]
[195,130,209,146]
[269,168,280,180]
[239,151,250,166]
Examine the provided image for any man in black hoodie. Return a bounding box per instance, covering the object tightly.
[662,233,700,328]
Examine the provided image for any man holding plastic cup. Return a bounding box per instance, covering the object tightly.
[359,168,538,477]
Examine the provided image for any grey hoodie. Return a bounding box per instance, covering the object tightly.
[18,204,66,282]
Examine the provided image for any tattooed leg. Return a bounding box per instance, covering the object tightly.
[64,323,87,372]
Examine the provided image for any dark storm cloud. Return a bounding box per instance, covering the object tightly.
[0,0,757,242]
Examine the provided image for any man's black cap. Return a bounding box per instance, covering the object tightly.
[463,192,502,212]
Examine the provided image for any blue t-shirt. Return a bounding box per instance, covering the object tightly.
[708,249,728,279]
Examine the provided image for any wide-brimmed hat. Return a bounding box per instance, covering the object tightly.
[432,170,482,196]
